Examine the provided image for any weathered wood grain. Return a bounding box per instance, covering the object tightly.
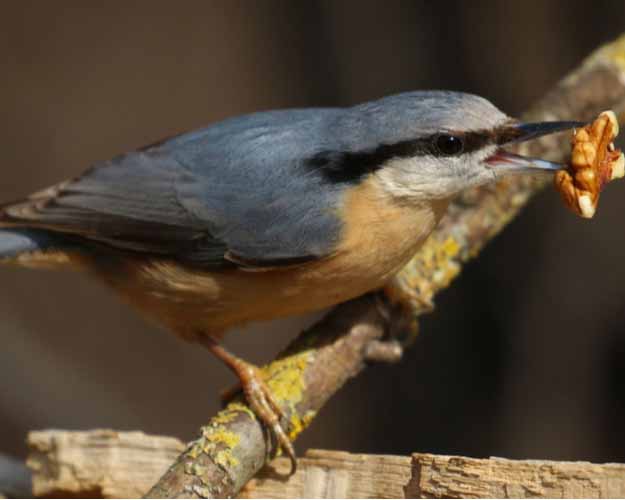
[26,431,625,498]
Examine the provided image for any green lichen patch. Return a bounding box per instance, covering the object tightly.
[261,349,314,406]
[258,349,316,441]
[214,449,240,469]
[395,235,462,314]
[202,427,240,450]
[223,401,256,421]
[288,409,317,441]
[184,421,242,475]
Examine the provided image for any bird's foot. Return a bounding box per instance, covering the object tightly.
[231,360,297,473]
[373,278,428,353]
[200,338,297,474]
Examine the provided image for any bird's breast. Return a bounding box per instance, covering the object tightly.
[328,175,449,285]
[87,176,449,337]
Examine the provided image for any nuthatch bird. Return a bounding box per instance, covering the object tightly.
[0,91,582,471]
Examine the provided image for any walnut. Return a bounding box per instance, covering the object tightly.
[555,111,624,218]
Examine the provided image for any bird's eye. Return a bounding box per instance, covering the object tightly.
[435,134,464,156]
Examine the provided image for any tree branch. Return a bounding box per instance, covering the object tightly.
[146,34,625,498]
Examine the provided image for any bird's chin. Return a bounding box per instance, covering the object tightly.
[435,170,498,199]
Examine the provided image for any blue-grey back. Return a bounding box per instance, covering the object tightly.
[0,91,504,267]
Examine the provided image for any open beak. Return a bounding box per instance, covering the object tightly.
[485,120,586,174]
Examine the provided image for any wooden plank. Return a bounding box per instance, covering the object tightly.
[26,430,625,498]
[407,453,625,498]
[27,429,184,498]
[241,450,625,499]
[241,449,413,499]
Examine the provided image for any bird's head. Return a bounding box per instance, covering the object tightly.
[349,91,583,202]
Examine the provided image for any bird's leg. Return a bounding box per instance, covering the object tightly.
[198,336,297,473]
[218,381,243,404]
[366,277,430,364]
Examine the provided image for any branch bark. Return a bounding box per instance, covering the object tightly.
[145,34,625,498]
[25,430,625,499]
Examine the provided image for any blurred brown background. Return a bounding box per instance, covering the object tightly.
[1,0,625,466]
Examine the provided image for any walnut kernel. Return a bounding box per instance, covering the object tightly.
[555,111,624,218]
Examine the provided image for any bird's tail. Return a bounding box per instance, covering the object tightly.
[0,228,74,268]
[0,193,74,268]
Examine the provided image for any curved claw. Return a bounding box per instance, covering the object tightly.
[239,364,297,474]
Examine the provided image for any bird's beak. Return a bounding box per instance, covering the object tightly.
[485,120,586,174]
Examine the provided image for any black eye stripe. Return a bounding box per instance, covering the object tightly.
[305,129,496,183]
[451,131,492,153]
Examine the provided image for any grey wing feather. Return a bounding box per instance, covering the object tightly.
[1,151,222,262]
[1,109,349,268]
[170,109,350,264]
